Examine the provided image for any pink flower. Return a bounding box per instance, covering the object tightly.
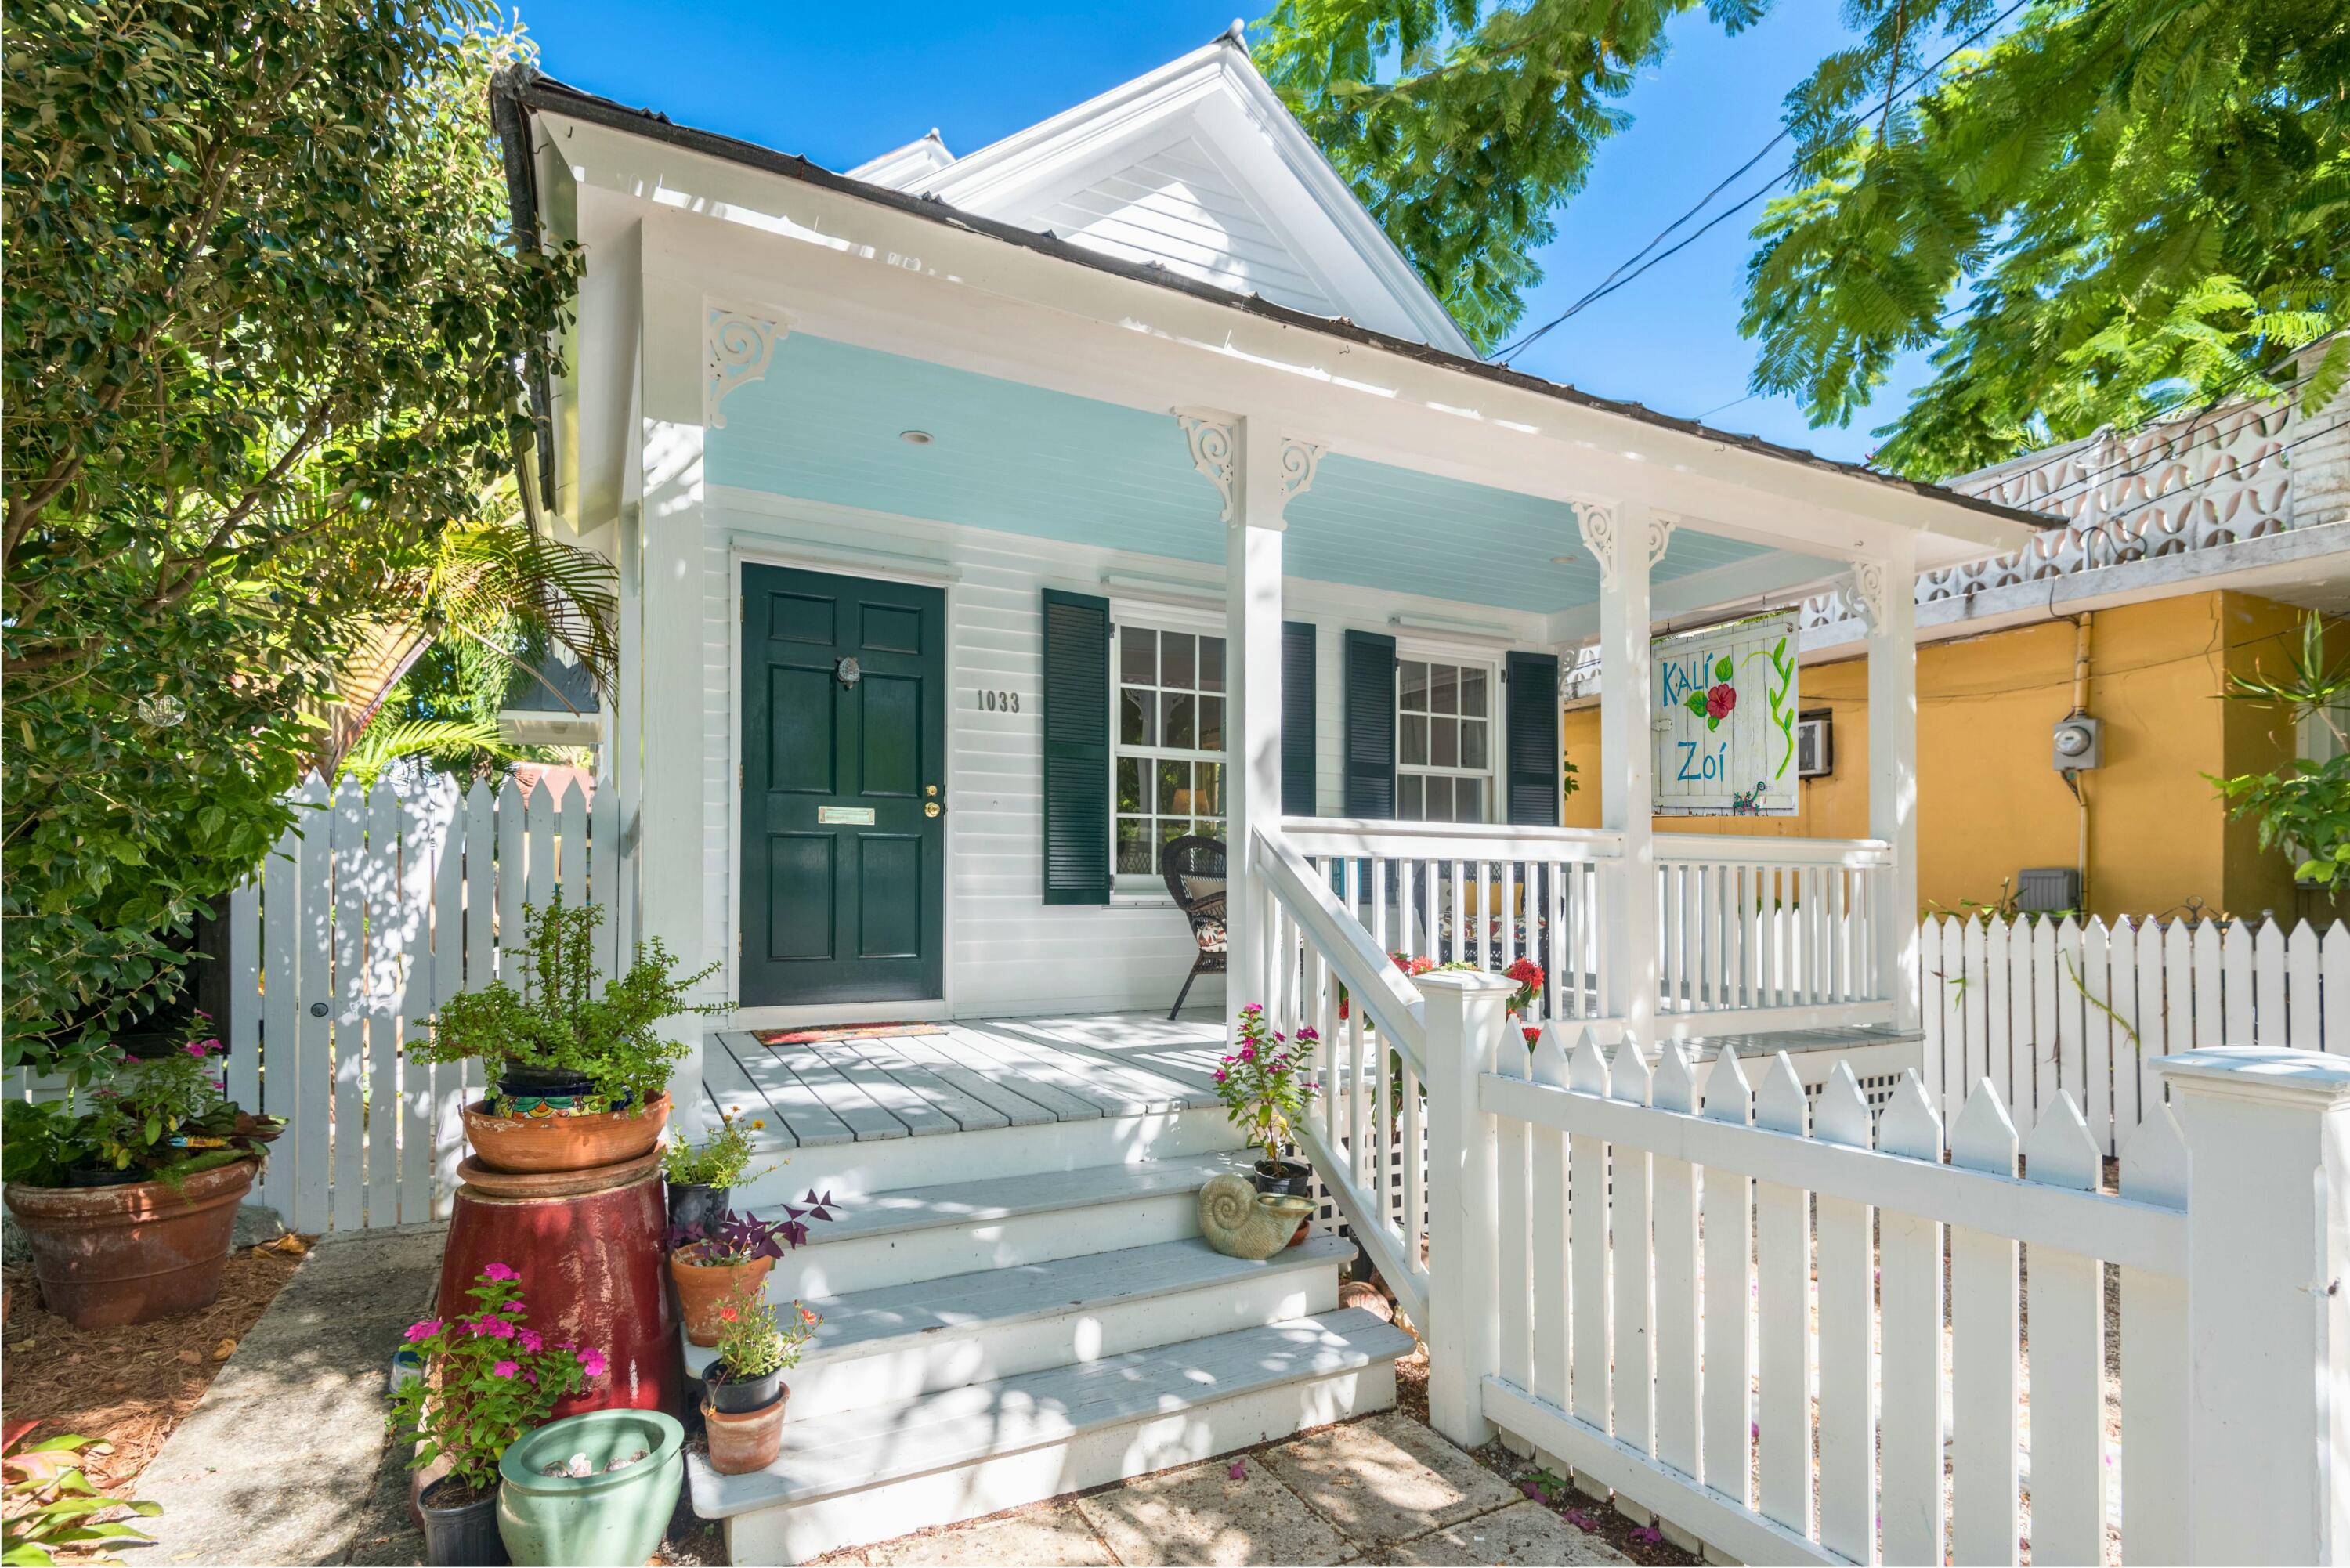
[481,1262,520,1281]
[499,1299,526,1314]
[1705,682,1737,721]
[1213,1070,1227,1084]
[492,1360,520,1378]
[1238,1044,1255,1062]
[1241,1004,1262,1015]
[578,1347,608,1379]
[404,1319,443,1343]
[1227,1460,1247,1481]
[472,1315,516,1340]
[183,1042,207,1057]
[517,1328,543,1353]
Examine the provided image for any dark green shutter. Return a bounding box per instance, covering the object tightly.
[1343,630,1397,818]
[1282,621,1317,817]
[1042,589,1111,905]
[1505,650,1561,826]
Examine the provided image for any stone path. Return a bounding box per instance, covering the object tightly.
[136,1226,443,1567]
[811,1412,1629,1567]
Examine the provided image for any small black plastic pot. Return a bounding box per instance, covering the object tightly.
[497,1064,595,1102]
[62,1165,146,1189]
[705,1361,784,1414]
[667,1182,729,1236]
[1251,1157,1314,1198]
[414,1472,508,1567]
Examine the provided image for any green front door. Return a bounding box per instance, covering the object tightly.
[740,564,945,1007]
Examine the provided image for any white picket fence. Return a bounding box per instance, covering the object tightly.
[1409,972,2348,1568]
[1922,912,2350,1156]
[220,772,619,1234]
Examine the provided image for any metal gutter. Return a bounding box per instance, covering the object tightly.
[486,65,2054,536]
[489,74,560,515]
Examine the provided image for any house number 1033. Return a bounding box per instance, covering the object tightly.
[978,689,1021,713]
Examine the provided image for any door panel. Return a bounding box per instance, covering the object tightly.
[741,565,945,1006]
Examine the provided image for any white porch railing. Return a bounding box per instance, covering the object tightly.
[1654,834,1896,1033]
[1280,816,1625,1024]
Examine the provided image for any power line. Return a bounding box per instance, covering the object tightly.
[1491,0,2028,365]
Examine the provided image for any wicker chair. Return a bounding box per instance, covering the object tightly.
[1159,835,1228,1019]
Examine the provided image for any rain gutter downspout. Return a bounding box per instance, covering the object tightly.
[489,66,559,518]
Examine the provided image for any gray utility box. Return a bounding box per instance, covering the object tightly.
[2016,867,2082,914]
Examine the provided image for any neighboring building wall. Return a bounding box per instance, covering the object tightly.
[1565,590,2321,923]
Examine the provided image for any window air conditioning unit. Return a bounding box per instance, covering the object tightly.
[1795,709,1834,778]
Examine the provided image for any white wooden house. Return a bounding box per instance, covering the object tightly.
[487,31,2048,1559]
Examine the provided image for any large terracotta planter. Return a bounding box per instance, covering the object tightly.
[462,1093,669,1175]
[701,1388,788,1476]
[4,1158,258,1330]
[669,1245,774,1347]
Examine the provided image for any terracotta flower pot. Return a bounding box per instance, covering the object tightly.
[701,1387,788,1476]
[3,1158,258,1331]
[463,1093,670,1175]
[668,1245,774,1347]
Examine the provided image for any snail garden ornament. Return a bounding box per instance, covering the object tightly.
[1196,1172,1312,1260]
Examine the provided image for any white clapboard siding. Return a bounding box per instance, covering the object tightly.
[1472,1046,2193,1568]
[219,771,612,1232]
[1920,910,2337,1154]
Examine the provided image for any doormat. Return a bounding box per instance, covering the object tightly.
[756,1023,948,1046]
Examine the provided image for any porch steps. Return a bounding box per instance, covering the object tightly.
[687,1307,1412,1563]
[686,1233,1355,1418]
[759,1148,1260,1298]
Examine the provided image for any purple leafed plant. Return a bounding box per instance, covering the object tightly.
[668,1190,835,1263]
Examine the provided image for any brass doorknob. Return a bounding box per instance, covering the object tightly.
[924,802,942,818]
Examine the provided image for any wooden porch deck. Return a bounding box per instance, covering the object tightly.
[701,1013,1229,1150]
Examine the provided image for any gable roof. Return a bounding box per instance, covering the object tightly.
[846,31,1477,357]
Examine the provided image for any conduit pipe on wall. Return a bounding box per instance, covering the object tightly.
[2067,612,2094,909]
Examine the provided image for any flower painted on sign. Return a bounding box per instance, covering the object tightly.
[1706,681,1737,721]
[1681,654,1741,731]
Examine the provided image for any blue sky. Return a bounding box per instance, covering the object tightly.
[523,2,1928,464]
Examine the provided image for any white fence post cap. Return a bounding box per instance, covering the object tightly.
[1415,970,1516,997]
[2153,1046,2350,1107]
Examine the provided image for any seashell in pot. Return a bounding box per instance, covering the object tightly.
[1196,1172,1312,1259]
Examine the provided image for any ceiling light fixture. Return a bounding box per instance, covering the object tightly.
[899,430,934,445]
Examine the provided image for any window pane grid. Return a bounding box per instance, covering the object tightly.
[1398,654,1493,824]
[1115,626,1228,876]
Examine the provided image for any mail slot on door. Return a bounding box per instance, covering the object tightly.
[817,806,877,826]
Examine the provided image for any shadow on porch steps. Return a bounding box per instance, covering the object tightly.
[680,1130,1412,1563]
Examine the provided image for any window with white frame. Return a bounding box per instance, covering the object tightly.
[1397,655,1493,822]
[1114,623,1227,880]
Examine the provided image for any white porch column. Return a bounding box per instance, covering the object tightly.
[1183,410,1318,1018]
[2153,1048,2350,1566]
[1857,541,1921,1030]
[1586,501,1665,1042]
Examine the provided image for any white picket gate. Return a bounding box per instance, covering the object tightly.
[1408,971,2349,1568]
[219,772,619,1234]
[1922,912,2350,1155]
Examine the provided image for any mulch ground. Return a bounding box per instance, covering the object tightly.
[2,1236,311,1494]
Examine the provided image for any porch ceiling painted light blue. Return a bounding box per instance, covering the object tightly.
[708,333,1779,613]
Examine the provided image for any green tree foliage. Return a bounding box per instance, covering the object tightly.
[1252,0,1769,352]
[1741,0,2350,478]
[2216,613,2350,890]
[2,2,579,1086]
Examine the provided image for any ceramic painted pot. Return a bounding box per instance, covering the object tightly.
[665,1180,728,1236]
[702,1389,788,1476]
[414,1472,508,1567]
[496,1409,683,1568]
[462,1093,669,1175]
[669,1245,775,1347]
[3,1158,256,1330]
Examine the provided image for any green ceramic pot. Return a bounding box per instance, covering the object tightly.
[496,1409,684,1567]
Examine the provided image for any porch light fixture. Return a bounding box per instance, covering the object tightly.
[899,429,934,445]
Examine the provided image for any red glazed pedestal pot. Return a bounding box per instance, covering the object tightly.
[3,1159,257,1330]
[439,1147,681,1420]
[462,1093,670,1176]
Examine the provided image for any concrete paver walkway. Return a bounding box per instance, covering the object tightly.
[814,1413,1629,1567]
[136,1227,443,1567]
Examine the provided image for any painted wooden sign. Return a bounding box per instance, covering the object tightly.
[1651,612,1799,815]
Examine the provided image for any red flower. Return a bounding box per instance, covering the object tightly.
[1705,682,1737,721]
[718,1306,739,1322]
[1504,958,1543,986]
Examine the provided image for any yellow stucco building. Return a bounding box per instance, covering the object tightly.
[1564,590,2331,923]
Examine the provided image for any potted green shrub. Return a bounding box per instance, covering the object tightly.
[701,1285,818,1476]
[389,1264,602,1567]
[668,1195,832,1346]
[415,895,723,1175]
[1,1031,282,1329]
[1213,1005,1318,1199]
[660,1116,771,1234]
